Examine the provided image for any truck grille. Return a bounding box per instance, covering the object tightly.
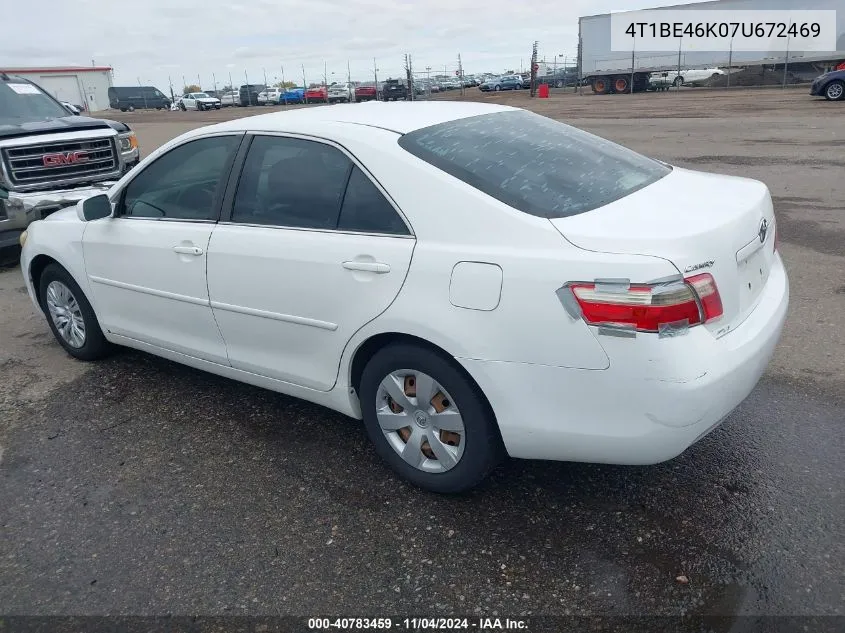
[2,137,118,188]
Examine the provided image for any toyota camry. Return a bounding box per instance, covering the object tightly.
[19,102,789,493]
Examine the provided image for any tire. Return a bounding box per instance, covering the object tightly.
[613,76,629,93]
[38,263,112,361]
[359,343,503,493]
[180,103,186,111]
[119,108,127,112]
[824,80,844,101]
[592,77,610,95]
[494,85,501,91]
[127,105,135,112]
[673,76,684,87]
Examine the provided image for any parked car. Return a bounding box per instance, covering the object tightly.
[355,85,378,102]
[0,74,139,251]
[809,69,845,101]
[108,86,171,111]
[328,82,355,104]
[258,88,282,105]
[281,87,306,104]
[661,68,725,87]
[479,76,522,91]
[220,90,240,107]
[304,86,327,103]
[382,79,408,101]
[20,102,787,493]
[239,84,266,107]
[179,92,222,111]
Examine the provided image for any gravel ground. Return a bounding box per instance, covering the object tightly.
[0,88,842,626]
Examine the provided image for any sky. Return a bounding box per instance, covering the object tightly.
[4,0,705,93]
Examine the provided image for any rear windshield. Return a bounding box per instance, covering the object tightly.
[398,110,671,218]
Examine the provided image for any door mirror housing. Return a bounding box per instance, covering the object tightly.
[76,194,113,222]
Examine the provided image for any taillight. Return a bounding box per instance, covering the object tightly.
[567,273,723,334]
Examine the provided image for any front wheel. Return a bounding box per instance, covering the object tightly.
[359,344,503,493]
[39,264,112,361]
[180,102,186,111]
[825,80,844,101]
[494,85,501,91]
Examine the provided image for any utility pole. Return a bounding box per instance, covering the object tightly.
[244,70,251,104]
[182,75,186,94]
[676,37,682,92]
[263,68,268,90]
[530,41,538,97]
[426,66,431,98]
[197,73,201,89]
[228,72,234,92]
[168,75,174,101]
[373,57,379,91]
[405,53,413,101]
[324,60,328,92]
[347,60,351,85]
[727,38,733,89]
[458,53,464,96]
[302,64,307,102]
[212,72,217,95]
[783,23,791,89]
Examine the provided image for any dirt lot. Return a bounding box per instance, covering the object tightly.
[1,88,842,622]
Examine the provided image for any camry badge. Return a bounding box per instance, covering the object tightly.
[758,218,769,244]
[684,260,715,273]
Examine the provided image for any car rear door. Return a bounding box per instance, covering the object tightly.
[206,133,415,391]
[83,133,244,363]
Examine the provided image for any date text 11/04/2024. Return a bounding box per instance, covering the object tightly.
[307,617,528,630]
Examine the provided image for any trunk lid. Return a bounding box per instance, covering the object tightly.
[550,167,777,337]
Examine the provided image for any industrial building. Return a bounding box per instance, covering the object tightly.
[0,65,113,112]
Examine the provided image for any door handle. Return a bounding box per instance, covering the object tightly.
[173,245,204,256]
[342,261,390,274]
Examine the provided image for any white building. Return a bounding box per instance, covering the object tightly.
[0,66,113,112]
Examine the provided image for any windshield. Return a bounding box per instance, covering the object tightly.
[398,110,671,219]
[0,79,71,121]
[193,93,210,98]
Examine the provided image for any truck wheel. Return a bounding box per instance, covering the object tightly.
[673,76,684,87]
[592,77,610,94]
[128,105,135,112]
[614,77,629,93]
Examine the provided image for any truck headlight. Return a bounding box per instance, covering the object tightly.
[118,131,139,153]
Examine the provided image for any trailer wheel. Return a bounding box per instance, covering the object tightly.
[613,77,630,93]
[592,77,610,94]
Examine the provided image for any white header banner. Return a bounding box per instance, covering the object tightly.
[610,9,837,52]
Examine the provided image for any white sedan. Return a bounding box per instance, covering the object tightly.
[19,102,788,493]
[179,92,222,111]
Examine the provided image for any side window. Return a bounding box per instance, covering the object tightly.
[231,135,351,229]
[337,166,409,235]
[122,136,239,220]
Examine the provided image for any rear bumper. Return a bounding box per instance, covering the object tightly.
[460,255,789,465]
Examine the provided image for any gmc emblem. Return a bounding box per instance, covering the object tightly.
[42,150,89,167]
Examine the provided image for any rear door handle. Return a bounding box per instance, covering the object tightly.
[173,245,204,256]
[342,261,390,274]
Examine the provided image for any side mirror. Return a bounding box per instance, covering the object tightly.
[76,194,113,222]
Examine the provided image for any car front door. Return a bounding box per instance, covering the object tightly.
[183,94,195,109]
[206,133,415,391]
[83,133,243,364]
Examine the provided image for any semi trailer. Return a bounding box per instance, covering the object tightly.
[578,0,845,94]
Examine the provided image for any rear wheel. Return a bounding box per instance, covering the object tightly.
[494,85,501,91]
[38,264,112,361]
[592,77,610,94]
[613,76,630,93]
[673,76,684,87]
[359,344,503,493]
[825,80,844,101]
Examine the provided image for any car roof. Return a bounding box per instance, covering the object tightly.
[208,101,517,135]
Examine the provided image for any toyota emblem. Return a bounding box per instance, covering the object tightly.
[758,218,769,244]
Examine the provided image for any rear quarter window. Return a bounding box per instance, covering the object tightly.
[398,110,671,219]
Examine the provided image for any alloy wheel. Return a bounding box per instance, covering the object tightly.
[376,370,465,473]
